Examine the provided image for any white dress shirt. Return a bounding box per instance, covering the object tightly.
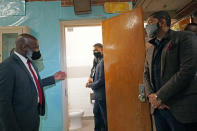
[14,51,40,102]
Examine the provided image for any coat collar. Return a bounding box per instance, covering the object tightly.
[148,29,174,78]
[12,54,41,84]
[149,29,172,46]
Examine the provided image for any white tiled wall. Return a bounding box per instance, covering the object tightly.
[68,77,94,116]
[65,26,102,117]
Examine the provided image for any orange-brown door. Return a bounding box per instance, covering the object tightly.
[102,7,152,131]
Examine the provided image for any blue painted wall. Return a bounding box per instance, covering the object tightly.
[0,1,132,131]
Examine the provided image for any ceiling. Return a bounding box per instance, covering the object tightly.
[25,0,197,20]
[133,0,197,20]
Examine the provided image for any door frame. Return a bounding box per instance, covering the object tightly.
[59,19,102,131]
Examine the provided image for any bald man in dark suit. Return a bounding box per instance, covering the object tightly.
[0,34,66,131]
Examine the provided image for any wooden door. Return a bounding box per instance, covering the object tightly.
[102,7,152,131]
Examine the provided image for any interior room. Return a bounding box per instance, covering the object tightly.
[65,25,102,130]
[0,0,196,131]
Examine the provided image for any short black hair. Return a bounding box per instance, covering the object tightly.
[150,11,171,27]
[93,43,103,48]
[185,23,197,30]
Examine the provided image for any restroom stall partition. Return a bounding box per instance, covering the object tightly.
[102,7,152,131]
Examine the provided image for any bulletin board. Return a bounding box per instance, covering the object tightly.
[104,2,131,13]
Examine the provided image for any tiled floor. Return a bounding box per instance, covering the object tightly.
[70,119,94,131]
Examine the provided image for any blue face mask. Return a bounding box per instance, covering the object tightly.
[145,23,159,38]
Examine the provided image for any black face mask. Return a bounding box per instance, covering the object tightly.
[31,51,41,60]
[94,52,102,58]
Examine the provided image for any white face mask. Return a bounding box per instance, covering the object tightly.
[145,23,159,38]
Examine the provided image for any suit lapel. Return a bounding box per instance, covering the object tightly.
[31,62,43,88]
[160,40,171,78]
[160,30,174,78]
[148,46,155,82]
[95,58,103,74]
[13,54,35,85]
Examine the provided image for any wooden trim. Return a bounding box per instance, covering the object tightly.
[59,21,69,131]
[60,19,102,27]
[59,19,102,131]
[0,26,30,63]
[0,26,29,34]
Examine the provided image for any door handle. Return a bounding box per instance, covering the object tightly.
[138,84,146,102]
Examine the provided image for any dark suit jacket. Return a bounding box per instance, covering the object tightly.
[90,58,106,100]
[90,57,98,78]
[0,54,55,131]
[143,30,197,123]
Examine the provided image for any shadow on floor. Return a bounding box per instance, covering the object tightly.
[70,119,94,131]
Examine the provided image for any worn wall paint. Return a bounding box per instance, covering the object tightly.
[0,0,25,16]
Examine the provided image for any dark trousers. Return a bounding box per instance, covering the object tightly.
[19,116,40,131]
[154,109,197,131]
[32,117,40,131]
[93,100,108,131]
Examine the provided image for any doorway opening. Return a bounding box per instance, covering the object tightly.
[60,20,102,131]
